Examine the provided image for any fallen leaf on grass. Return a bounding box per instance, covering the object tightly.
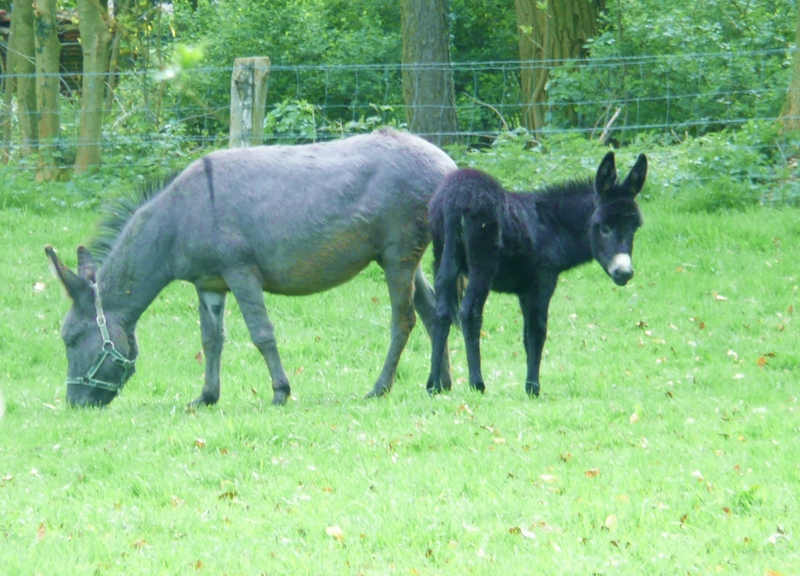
[326,525,345,542]
[629,412,639,424]
[509,526,537,539]
[131,539,148,549]
[540,474,558,484]
[766,526,788,546]
[604,515,618,531]
[195,438,206,449]
[712,292,729,301]
[194,352,203,365]
[456,404,473,415]
[37,523,46,542]
[585,468,600,479]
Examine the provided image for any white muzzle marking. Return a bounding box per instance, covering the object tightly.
[608,253,632,276]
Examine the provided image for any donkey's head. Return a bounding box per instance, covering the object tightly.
[590,152,647,286]
[46,246,137,407]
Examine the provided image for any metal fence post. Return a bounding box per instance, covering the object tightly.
[229,57,271,148]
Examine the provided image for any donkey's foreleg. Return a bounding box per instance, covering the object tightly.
[224,270,291,406]
[413,266,453,392]
[518,274,558,397]
[190,289,227,407]
[366,260,417,398]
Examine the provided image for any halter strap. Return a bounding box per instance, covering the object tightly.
[65,281,136,393]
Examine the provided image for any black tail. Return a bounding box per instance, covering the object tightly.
[434,210,467,328]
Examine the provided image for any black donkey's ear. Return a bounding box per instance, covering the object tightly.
[595,151,618,199]
[620,154,648,198]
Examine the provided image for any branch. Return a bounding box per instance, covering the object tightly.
[599,107,622,144]
[462,92,509,132]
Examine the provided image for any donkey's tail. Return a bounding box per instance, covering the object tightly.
[434,210,467,329]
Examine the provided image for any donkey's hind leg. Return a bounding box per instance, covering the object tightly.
[413,265,453,392]
[191,289,227,407]
[223,269,291,406]
[460,221,501,393]
[366,257,418,398]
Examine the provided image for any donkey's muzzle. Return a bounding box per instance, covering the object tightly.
[608,253,634,286]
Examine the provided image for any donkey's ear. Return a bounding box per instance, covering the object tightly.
[620,154,647,198]
[595,151,618,199]
[46,245,91,301]
[77,246,97,283]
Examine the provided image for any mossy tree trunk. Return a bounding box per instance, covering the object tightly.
[74,0,110,173]
[34,0,62,180]
[515,0,605,133]
[1,15,17,162]
[12,0,39,157]
[781,4,800,131]
[400,0,459,146]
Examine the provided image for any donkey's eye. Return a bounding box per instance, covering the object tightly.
[599,224,612,236]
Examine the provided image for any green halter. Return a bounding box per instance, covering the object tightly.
[65,281,136,393]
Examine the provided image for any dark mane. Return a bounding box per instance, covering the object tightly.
[89,174,177,263]
[536,177,595,199]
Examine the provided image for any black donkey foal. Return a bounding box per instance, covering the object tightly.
[426,151,647,397]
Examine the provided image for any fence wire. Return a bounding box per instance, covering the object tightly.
[0,47,797,174]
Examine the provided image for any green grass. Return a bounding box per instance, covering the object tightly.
[2,175,799,574]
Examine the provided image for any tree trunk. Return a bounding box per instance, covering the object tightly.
[74,0,110,173]
[781,3,800,131]
[1,15,17,162]
[12,0,39,156]
[516,0,605,133]
[400,0,458,146]
[34,0,63,180]
[105,0,134,115]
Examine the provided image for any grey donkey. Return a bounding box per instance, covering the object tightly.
[46,129,457,407]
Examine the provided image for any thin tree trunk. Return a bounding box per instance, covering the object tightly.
[400,0,459,146]
[13,0,39,156]
[516,0,605,133]
[781,3,800,131]
[34,0,63,180]
[104,0,134,116]
[74,0,110,173]
[1,17,17,162]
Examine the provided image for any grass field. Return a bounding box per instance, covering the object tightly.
[1,151,799,574]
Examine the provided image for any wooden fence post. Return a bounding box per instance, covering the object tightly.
[229,57,271,148]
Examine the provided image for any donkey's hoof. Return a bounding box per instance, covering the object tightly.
[426,381,445,396]
[365,387,387,399]
[470,381,486,394]
[189,393,219,408]
[271,388,290,406]
[525,381,540,397]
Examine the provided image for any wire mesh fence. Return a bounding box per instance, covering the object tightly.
[0,47,797,175]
